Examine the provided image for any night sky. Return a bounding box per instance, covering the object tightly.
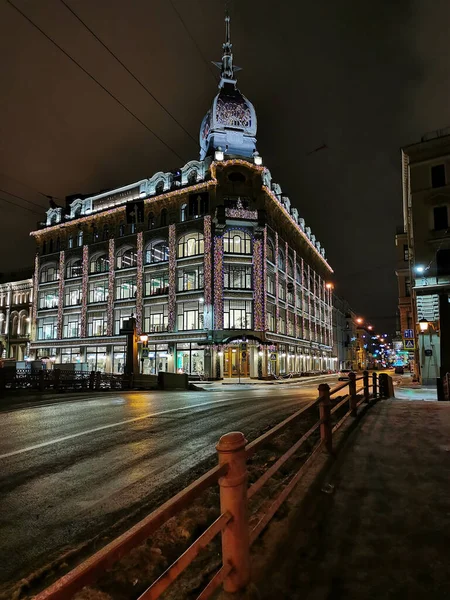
[0,0,446,332]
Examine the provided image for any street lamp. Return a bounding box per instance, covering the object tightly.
[419,318,429,332]
[356,317,363,324]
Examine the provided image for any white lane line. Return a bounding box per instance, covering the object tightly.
[0,396,249,460]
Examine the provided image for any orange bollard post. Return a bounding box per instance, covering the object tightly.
[318,383,332,454]
[216,432,251,594]
[363,370,370,403]
[372,372,377,399]
[349,371,357,416]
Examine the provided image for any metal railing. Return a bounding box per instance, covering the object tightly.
[0,369,128,393]
[34,371,392,600]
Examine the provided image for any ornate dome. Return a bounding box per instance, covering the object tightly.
[199,15,258,160]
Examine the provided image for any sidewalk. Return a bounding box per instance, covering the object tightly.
[199,373,337,388]
[260,399,450,599]
[394,373,438,401]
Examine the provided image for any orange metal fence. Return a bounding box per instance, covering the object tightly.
[35,371,392,600]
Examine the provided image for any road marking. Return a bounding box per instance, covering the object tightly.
[0,396,253,460]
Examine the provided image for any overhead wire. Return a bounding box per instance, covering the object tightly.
[0,195,44,216]
[59,0,199,148]
[5,0,187,163]
[168,0,220,84]
[0,171,63,202]
[0,187,47,211]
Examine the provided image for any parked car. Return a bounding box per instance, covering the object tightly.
[338,369,353,381]
[394,366,404,375]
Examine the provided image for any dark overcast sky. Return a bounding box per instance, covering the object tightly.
[0,0,447,332]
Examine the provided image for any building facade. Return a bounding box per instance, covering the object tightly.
[0,273,33,360]
[29,17,335,378]
[401,129,450,387]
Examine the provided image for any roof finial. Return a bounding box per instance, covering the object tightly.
[212,10,241,87]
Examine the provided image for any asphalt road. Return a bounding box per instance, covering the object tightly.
[0,377,339,591]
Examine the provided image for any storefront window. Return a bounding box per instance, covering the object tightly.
[143,344,169,375]
[114,308,134,335]
[87,311,107,337]
[177,301,202,331]
[177,266,204,291]
[224,264,252,289]
[115,276,137,300]
[38,289,58,309]
[144,272,169,296]
[176,343,205,375]
[61,347,81,364]
[65,286,81,307]
[113,345,126,373]
[37,316,57,340]
[86,346,107,372]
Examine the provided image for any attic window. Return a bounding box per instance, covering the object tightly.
[228,172,246,183]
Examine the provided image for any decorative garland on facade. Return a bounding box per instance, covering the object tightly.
[225,207,258,220]
[253,238,264,331]
[285,241,289,334]
[136,232,143,335]
[275,233,279,333]
[31,253,40,340]
[168,224,176,331]
[213,235,224,329]
[107,238,115,336]
[80,245,89,337]
[301,257,305,341]
[293,250,298,339]
[203,216,212,329]
[57,251,65,339]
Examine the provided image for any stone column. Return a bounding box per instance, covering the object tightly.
[57,251,65,339]
[168,224,176,331]
[80,245,89,338]
[107,238,115,336]
[136,231,143,335]
[213,234,224,329]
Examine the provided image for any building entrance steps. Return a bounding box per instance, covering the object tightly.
[258,400,450,599]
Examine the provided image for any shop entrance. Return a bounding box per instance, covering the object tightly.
[223,347,249,377]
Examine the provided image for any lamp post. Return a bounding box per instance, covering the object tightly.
[139,334,148,374]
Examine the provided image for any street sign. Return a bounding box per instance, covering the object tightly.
[142,348,149,358]
[404,329,414,339]
[404,339,415,349]
[241,351,247,359]
[270,353,277,361]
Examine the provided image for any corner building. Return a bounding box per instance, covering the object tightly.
[30,17,334,378]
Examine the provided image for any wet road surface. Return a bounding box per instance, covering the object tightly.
[0,378,338,589]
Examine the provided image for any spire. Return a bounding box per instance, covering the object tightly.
[213,11,241,87]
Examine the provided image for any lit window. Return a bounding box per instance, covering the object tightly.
[223,230,251,254]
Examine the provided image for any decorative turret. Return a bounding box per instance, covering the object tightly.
[199,13,258,161]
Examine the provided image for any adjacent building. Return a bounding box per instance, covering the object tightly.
[400,129,450,388]
[0,270,33,360]
[29,16,335,378]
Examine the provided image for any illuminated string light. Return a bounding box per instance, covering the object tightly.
[57,250,65,338]
[203,216,212,329]
[136,232,143,335]
[293,249,298,338]
[80,245,89,337]
[168,224,176,331]
[263,227,267,332]
[225,207,258,220]
[31,253,40,341]
[275,233,279,333]
[213,235,224,329]
[107,238,115,335]
[253,237,264,330]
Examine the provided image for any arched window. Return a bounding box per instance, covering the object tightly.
[145,241,169,264]
[74,205,82,218]
[223,230,252,254]
[77,230,83,247]
[288,257,294,278]
[49,239,54,253]
[11,313,19,337]
[92,227,99,242]
[148,213,155,230]
[116,247,137,270]
[296,265,302,283]
[102,224,109,240]
[267,239,275,263]
[68,236,74,249]
[180,203,188,222]
[278,248,285,271]
[66,259,82,279]
[119,222,125,237]
[160,208,168,227]
[155,180,164,194]
[90,254,109,274]
[49,213,58,226]
[19,311,29,336]
[177,232,204,258]
[40,263,59,283]
[187,170,197,185]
